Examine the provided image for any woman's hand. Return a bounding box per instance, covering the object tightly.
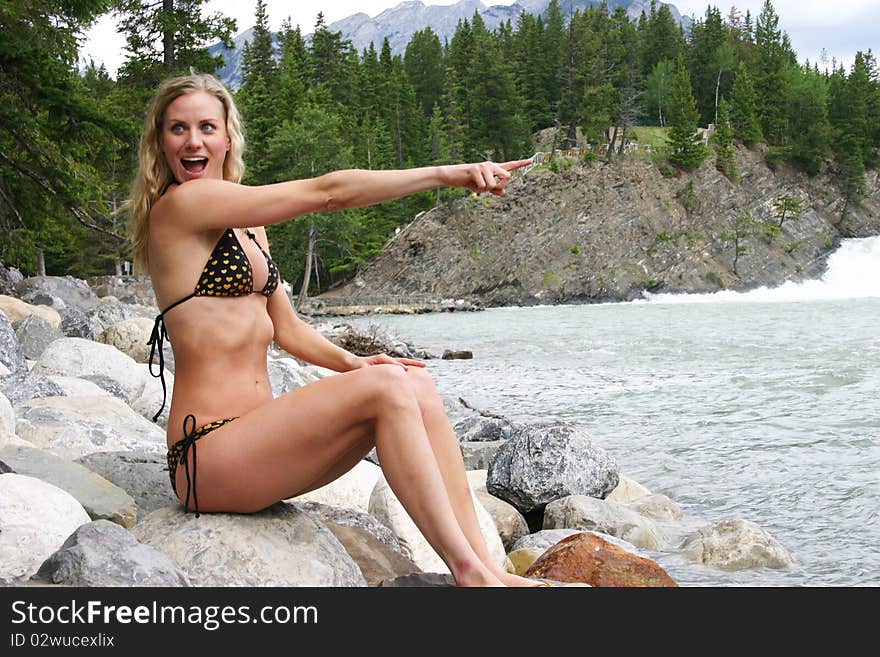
[350,353,427,371]
[440,159,532,197]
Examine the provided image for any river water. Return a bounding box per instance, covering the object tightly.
[345,237,880,586]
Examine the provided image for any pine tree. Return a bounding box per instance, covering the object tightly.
[404,28,444,118]
[712,97,737,179]
[640,0,684,77]
[838,52,874,169]
[308,13,359,111]
[0,0,129,275]
[541,0,567,122]
[729,62,763,145]
[686,5,727,124]
[238,0,278,185]
[512,11,549,132]
[645,59,674,126]
[666,56,707,170]
[276,19,309,119]
[116,0,236,89]
[785,65,830,175]
[752,0,792,144]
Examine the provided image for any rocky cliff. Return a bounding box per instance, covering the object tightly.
[330,147,880,307]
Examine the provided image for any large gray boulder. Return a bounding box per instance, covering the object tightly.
[75,450,180,520]
[0,310,27,374]
[12,313,64,360]
[0,473,91,583]
[33,520,191,587]
[0,444,137,528]
[0,263,21,296]
[321,521,421,587]
[486,422,619,515]
[86,299,158,339]
[58,306,95,340]
[542,495,663,550]
[294,500,402,554]
[0,371,66,406]
[453,415,519,442]
[16,275,101,313]
[13,395,165,460]
[132,503,367,587]
[30,337,152,404]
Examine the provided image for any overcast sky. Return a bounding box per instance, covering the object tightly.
[80,0,876,78]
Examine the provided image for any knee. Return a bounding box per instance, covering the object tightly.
[362,364,418,411]
[405,367,445,416]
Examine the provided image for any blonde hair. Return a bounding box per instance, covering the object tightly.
[127,72,245,274]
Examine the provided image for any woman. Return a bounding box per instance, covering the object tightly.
[130,72,535,587]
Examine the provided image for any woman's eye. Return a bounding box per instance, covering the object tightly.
[201,123,215,132]
[170,124,184,134]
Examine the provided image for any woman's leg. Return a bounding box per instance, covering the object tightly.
[402,367,541,586]
[173,364,504,587]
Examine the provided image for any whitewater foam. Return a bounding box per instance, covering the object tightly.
[640,236,880,304]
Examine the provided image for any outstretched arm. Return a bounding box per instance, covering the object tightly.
[151,159,532,233]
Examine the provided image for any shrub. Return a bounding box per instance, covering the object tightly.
[704,270,723,287]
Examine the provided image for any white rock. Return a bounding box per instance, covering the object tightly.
[543,495,663,550]
[624,493,683,521]
[130,363,173,428]
[368,473,505,574]
[288,459,382,513]
[0,473,91,582]
[46,376,115,398]
[0,390,13,434]
[0,362,9,376]
[13,395,165,460]
[133,504,366,587]
[606,474,653,503]
[97,317,156,363]
[682,519,796,570]
[31,337,150,403]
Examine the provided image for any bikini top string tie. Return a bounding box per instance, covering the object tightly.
[146,314,168,423]
[146,294,195,424]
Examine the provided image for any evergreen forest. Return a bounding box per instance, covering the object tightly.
[1,0,877,298]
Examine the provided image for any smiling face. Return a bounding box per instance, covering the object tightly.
[160,91,230,183]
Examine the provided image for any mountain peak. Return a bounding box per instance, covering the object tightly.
[211,1,688,89]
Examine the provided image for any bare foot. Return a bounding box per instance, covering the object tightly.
[452,561,507,587]
[489,564,545,587]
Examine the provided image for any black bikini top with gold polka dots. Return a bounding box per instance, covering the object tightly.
[194,228,279,297]
[146,228,280,422]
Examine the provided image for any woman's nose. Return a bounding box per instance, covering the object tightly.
[185,129,203,148]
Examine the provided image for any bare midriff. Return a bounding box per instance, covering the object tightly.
[161,293,276,446]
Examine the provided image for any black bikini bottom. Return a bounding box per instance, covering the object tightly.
[166,414,238,517]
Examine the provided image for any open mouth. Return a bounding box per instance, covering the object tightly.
[181,157,208,173]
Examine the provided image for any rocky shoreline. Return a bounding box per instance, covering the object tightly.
[0,269,795,587]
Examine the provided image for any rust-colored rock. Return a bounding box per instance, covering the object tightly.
[525,532,678,587]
